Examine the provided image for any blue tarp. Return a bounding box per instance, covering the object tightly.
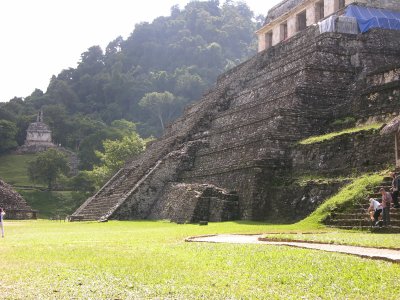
[345,5,400,33]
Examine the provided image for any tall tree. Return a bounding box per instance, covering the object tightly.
[139,91,183,132]
[27,149,70,190]
[87,133,147,186]
[0,120,18,153]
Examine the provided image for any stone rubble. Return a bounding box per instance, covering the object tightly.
[0,179,37,219]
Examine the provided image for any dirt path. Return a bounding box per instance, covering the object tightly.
[186,234,400,263]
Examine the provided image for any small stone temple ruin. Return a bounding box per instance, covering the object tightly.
[72,0,400,222]
[16,110,79,175]
[0,179,37,219]
[16,110,56,154]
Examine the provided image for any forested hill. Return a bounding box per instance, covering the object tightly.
[0,0,263,170]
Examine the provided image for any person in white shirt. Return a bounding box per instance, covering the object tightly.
[367,198,383,226]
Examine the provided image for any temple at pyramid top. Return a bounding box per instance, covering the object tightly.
[256,0,400,52]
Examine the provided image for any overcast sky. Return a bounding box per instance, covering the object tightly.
[0,0,281,102]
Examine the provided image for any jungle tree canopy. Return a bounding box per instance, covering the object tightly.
[0,0,263,170]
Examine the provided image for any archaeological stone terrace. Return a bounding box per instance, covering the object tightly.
[72,3,400,223]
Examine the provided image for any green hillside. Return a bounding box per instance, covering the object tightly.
[18,190,86,219]
[0,153,86,218]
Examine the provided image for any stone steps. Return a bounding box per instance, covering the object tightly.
[327,225,400,233]
[73,194,123,220]
[325,176,400,231]
[334,212,400,219]
[72,144,170,221]
[327,219,400,227]
[73,159,161,221]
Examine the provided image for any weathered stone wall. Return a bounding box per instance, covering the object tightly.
[181,167,262,220]
[26,131,52,144]
[148,183,205,222]
[362,0,400,10]
[109,141,239,222]
[265,0,400,25]
[110,141,205,220]
[265,0,305,25]
[16,121,56,154]
[268,179,348,222]
[176,29,400,221]
[149,183,239,223]
[25,122,53,144]
[259,0,400,52]
[291,129,393,176]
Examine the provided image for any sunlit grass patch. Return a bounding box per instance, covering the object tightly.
[263,231,400,249]
[295,174,353,186]
[0,153,40,186]
[1,220,400,299]
[18,190,86,219]
[0,172,395,299]
[298,123,383,145]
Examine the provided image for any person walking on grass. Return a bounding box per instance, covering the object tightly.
[0,207,5,238]
[368,198,383,227]
[380,188,392,227]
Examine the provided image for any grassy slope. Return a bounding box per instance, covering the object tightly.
[18,190,87,219]
[298,173,384,226]
[264,231,400,249]
[1,220,399,299]
[299,123,383,145]
[0,153,40,186]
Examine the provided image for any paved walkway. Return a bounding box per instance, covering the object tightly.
[186,234,400,263]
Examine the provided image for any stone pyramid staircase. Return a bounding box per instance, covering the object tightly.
[70,139,208,221]
[325,175,400,232]
[70,159,164,221]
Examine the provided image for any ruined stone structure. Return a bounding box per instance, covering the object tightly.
[72,3,400,222]
[16,110,56,154]
[16,110,79,175]
[257,0,400,51]
[0,179,37,219]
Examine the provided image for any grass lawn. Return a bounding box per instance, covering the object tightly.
[263,231,400,249]
[0,153,41,186]
[1,220,400,299]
